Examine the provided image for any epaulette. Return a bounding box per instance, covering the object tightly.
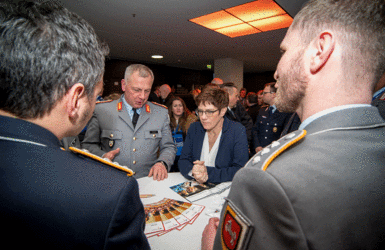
[96,99,113,104]
[248,130,307,171]
[69,147,135,176]
[151,101,168,109]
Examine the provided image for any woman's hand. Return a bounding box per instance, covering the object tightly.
[192,160,208,183]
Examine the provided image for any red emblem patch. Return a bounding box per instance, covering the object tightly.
[222,212,242,249]
[220,200,253,250]
[146,104,151,113]
[117,102,122,112]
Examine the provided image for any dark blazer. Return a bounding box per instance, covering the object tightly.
[252,106,292,149]
[225,101,253,145]
[0,115,149,249]
[178,117,249,183]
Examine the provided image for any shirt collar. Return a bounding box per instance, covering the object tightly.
[122,95,142,114]
[299,104,371,130]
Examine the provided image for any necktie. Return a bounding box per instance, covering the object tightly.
[269,106,273,116]
[132,108,139,128]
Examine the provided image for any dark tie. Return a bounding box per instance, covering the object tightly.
[132,108,139,128]
[269,106,273,116]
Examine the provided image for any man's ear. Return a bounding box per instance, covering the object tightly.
[66,83,86,118]
[121,79,126,92]
[310,31,335,74]
[220,107,227,117]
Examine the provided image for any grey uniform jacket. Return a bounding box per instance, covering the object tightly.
[82,97,176,178]
[214,106,385,250]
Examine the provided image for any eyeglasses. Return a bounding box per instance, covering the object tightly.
[263,91,275,95]
[196,109,219,117]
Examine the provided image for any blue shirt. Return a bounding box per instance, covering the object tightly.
[121,95,142,120]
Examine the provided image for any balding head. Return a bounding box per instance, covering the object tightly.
[159,84,172,99]
[211,78,223,85]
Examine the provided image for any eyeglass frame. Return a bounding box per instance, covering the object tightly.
[196,109,219,117]
[262,91,275,95]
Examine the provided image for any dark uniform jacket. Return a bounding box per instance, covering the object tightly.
[0,115,149,249]
[214,106,385,250]
[252,106,292,150]
[225,101,253,146]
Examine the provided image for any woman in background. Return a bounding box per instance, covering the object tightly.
[168,96,197,172]
[178,88,249,183]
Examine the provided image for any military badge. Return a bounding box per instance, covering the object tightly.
[109,139,114,148]
[221,200,253,250]
[145,104,151,113]
[273,127,278,133]
[117,101,123,112]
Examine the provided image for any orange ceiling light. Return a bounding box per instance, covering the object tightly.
[189,0,293,38]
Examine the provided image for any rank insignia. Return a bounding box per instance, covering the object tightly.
[117,102,123,112]
[273,127,278,133]
[109,139,114,148]
[221,200,253,250]
[145,104,151,113]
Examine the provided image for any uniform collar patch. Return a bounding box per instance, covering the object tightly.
[117,101,123,112]
[221,199,253,250]
[146,104,151,113]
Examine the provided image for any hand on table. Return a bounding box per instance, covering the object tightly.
[148,162,168,181]
[201,217,220,250]
[192,160,208,183]
[102,148,120,161]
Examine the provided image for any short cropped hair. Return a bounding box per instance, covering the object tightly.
[0,1,109,119]
[124,64,154,83]
[195,87,229,110]
[265,82,277,93]
[220,82,238,94]
[291,0,385,86]
[247,92,258,104]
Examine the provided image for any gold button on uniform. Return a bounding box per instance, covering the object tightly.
[153,134,156,138]
[133,148,136,152]
[133,137,136,140]
[133,160,136,164]
[110,134,113,138]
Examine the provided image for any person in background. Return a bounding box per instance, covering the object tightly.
[257,89,265,107]
[245,92,261,124]
[168,96,197,172]
[178,87,249,184]
[372,73,385,119]
[159,84,174,107]
[211,78,223,85]
[239,87,247,108]
[221,82,254,149]
[202,0,385,249]
[0,1,149,248]
[252,82,292,153]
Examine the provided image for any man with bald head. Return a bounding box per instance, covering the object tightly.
[159,83,174,107]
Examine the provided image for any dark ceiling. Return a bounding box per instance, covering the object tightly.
[14,0,309,73]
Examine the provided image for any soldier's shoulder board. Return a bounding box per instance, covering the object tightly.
[248,130,307,171]
[96,99,113,104]
[151,101,168,109]
[69,147,134,176]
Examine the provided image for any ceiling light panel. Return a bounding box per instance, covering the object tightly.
[189,0,292,38]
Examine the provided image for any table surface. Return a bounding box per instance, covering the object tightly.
[137,173,230,250]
